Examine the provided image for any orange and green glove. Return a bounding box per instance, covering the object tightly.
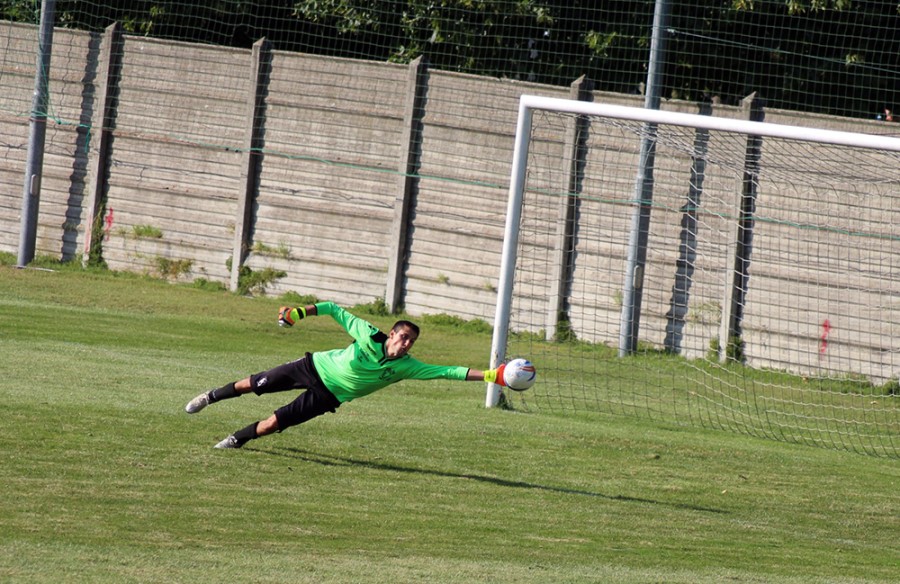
[483,363,507,386]
[278,306,306,327]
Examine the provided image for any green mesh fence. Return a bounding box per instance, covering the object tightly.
[4,1,900,116]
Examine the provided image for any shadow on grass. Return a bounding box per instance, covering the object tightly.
[254,445,728,515]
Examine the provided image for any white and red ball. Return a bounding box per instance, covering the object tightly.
[503,358,537,391]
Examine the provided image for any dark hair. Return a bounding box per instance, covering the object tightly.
[392,320,420,338]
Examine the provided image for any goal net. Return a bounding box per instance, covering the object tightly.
[488,96,900,458]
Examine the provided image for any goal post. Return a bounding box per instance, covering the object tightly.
[486,98,534,408]
[488,95,900,458]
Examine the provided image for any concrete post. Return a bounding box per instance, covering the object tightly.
[230,38,272,292]
[82,22,124,267]
[385,56,428,313]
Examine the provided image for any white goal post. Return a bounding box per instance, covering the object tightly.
[486,95,900,458]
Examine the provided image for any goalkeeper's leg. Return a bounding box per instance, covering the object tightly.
[185,378,250,413]
[185,355,312,414]
[215,383,341,449]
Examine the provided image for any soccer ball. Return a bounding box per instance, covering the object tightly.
[503,358,537,391]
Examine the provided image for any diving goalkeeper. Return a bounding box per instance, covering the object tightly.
[184,301,509,449]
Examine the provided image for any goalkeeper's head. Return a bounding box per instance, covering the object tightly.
[385,320,420,358]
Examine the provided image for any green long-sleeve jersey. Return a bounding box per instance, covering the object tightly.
[310,302,470,403]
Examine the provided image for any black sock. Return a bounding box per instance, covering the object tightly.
[232,421,259,446]
[208,382,239,403]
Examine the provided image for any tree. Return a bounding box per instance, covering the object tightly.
[3,0,898,119]
[665,0,900,117]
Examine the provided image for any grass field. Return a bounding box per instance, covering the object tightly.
[1,263,898,583]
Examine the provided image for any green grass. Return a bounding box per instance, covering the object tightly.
[1,264,898,583]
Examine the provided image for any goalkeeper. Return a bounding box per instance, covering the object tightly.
[184,301,509,449]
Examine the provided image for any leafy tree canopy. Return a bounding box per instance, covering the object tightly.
[2,0,898,118]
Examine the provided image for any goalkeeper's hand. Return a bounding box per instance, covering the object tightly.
[278,306,306,327]
[483,363,507,386]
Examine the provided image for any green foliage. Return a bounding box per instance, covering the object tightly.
[352,296,391,317]
[0,0,38,23]
[707,337,721,361]
[726,334,745,364]
[584,29,618,58]
[783,0,855,14]
[240,266,286,296]
[252,240,291,259]
[191,277,227,292]
[280,290,320,306]
[553,316,577,343]
[707,335,745,364]
[225,257,287,296]
[688,301,721,325]
[294,0,382,33]
[153,256,192,280]
[132,224,163,239]
[85,208,108,268]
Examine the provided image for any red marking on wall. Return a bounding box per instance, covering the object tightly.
[819,319,831,355]
[104,207,114,238]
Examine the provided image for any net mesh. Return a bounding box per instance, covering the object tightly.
[502,107,900,458]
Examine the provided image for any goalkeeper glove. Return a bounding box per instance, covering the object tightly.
[278,306,306,327]
[483,363,507,386]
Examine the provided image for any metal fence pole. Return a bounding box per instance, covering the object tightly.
[618,0,671,356]
[17,0,56,267]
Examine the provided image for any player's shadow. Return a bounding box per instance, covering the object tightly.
[257,446,727,515]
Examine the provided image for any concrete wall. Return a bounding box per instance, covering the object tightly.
[99,36,250,282]
[0,23,96,260]
[2,21,899,382]
[248,53,410,307]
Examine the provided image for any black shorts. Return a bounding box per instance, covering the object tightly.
[250,353,341,430]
